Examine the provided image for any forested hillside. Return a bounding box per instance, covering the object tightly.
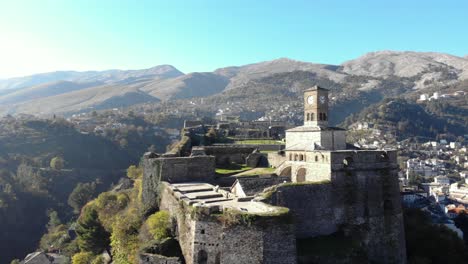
[342,98,468,140]
[0,116,171,262]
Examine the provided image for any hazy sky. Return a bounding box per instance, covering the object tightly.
[0,0,467,79]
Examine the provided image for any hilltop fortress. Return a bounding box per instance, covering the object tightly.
[141,86,406,264]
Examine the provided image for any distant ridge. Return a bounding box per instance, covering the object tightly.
[0,65,184,91]
[0,50,467,116]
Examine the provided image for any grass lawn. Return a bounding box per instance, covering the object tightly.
[234,139,285,145]
[215,163,252,175]
[234,167,277,176]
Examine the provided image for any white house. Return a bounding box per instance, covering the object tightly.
[434,176,450,185]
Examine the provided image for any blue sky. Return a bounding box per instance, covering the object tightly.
[0,0,467,78]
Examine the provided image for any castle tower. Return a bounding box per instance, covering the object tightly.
[304,86,329,127]
[285,85,346,151]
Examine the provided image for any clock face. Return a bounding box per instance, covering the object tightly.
[319,95,326,104]
[307,95,314,105]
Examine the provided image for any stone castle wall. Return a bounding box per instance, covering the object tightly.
[139,253,181,264]
[266,150,406,264]
[204,145,256,165]
[158,183,296,264]
[267,152,287,168]
[142,155,215,214]
[281,150,398,183]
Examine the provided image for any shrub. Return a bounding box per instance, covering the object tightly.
[50,156,65,170]
[110,207,142,264]
[127,165,143,180]
[72,252,94,264]
[146,211,171,241]
[91,255,104,264]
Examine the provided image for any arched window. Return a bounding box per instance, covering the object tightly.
[323,113,327,121]
[296,168,306,182]
[215,252,221,264]
[294,154,298,161]
[306,113,310,121]
[299,154,304,161]
[198,250,208,264]
[315,156,318,162]
[279,166,292,177]
[310,113,314,121]
[289,154,292,161]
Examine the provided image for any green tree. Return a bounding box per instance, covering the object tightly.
[72,252,94,264]
[15,163,47,194]
[146,210,171,241]
[50,156,65,170]
[110,207,142,264]
[68,182,97,214]
[46,210,61,229]
[75,206,110,254]
[126,165,143,180]
[91,255,104,264]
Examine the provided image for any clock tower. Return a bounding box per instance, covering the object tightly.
[304,86,329,127]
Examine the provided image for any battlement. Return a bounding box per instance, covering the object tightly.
[329,149,398,170]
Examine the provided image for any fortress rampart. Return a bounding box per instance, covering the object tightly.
[158,182,296,264]
[267,150,406,263]
[142,155,215,214]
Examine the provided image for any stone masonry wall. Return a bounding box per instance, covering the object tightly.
[159,183,196,264]
[159,182,296,264]
[286,129,346,150]
[204,145,256,165]
[142,155,215,214]
[139,253,181,264]
[267,150,406,264]
[267,183,338,237]
[267,152,287,168]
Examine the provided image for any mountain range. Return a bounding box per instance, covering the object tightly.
[0,51,467,117]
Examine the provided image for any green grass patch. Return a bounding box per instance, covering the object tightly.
[215,163,252,175]
[282,180,331,187]
[236,167,276,176]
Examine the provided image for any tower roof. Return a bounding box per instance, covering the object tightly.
[304,85,329,92]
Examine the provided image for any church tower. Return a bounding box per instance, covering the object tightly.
[304,86,329,127]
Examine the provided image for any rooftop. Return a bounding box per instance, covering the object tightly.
[304,85,329,92]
